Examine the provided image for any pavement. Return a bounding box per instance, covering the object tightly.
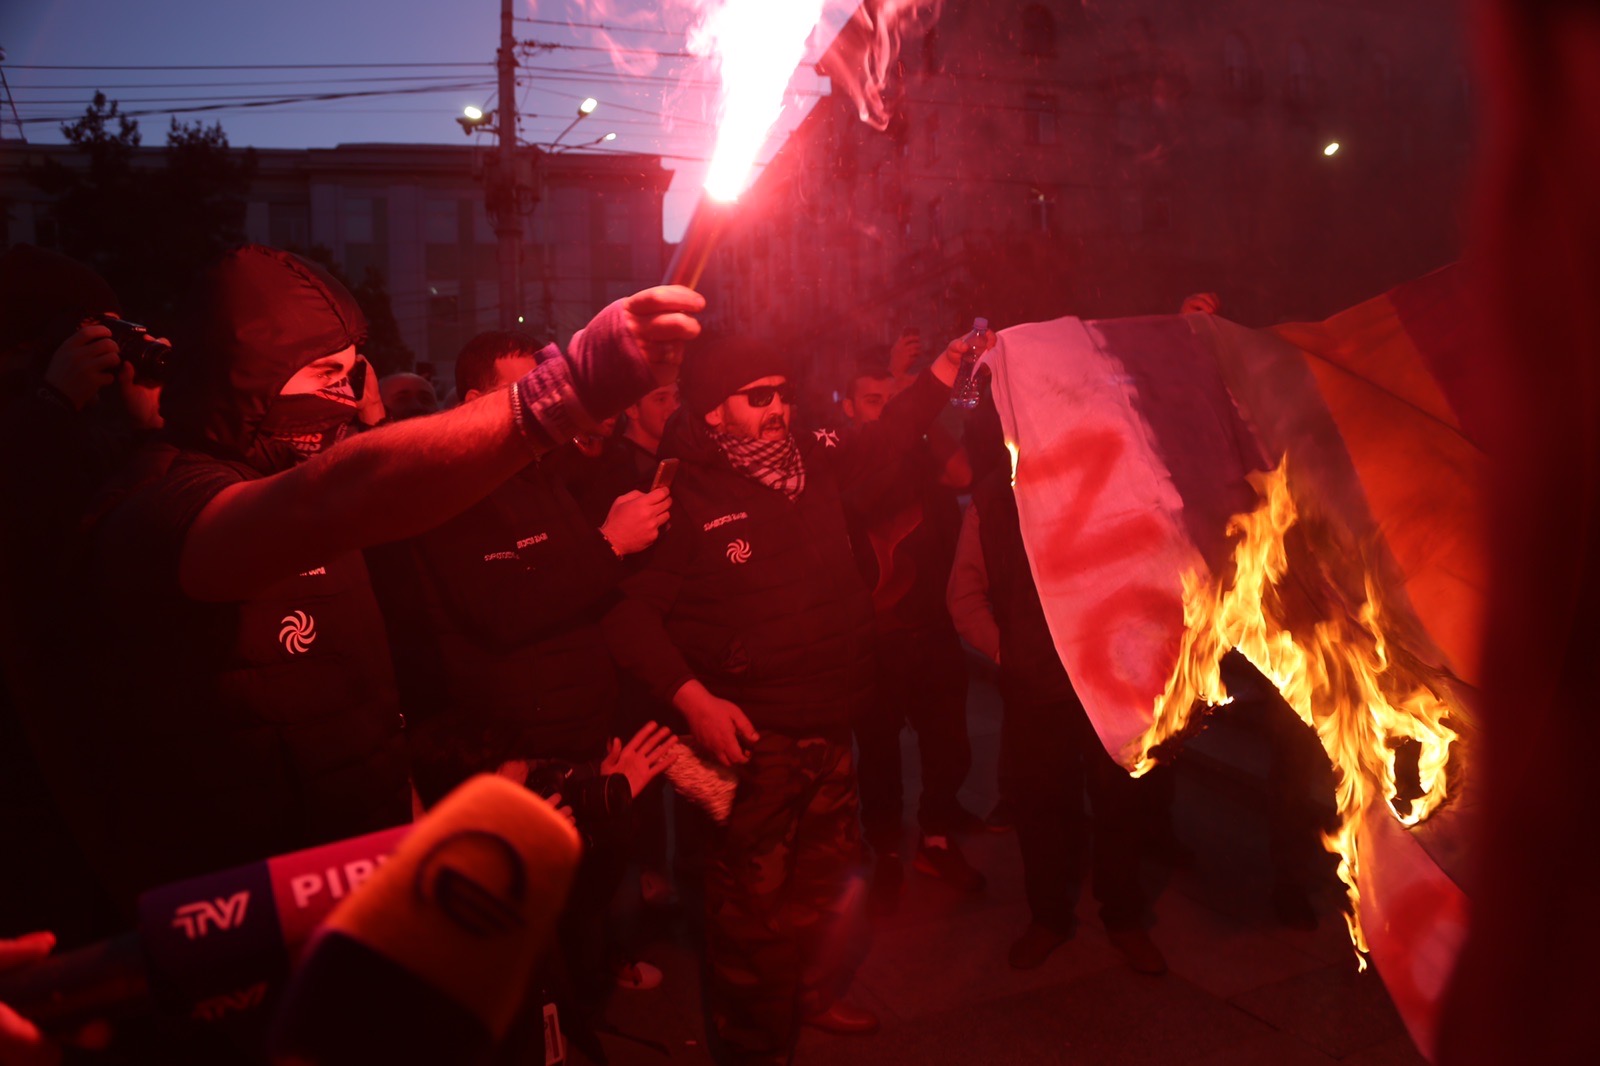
[586,668,1428,1066]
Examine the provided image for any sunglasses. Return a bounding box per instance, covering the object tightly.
[731,383,796,408]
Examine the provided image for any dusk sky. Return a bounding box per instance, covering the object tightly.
[1,0,851,239]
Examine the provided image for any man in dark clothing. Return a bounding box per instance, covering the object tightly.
[0,246,162,945]
[76,245,701,905]
[839,360,983,902]
[365,329,680,1051]
[571,381,680,528]
[951,463,1167,976]
[368,330,671,807]
[603,329,983,1062]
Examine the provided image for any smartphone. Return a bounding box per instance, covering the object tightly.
[650,458,680,491]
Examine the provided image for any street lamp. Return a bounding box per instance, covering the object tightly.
[551,97,599,150]
[457,104,493,136]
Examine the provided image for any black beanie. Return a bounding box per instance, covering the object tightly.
[0,244,121,351]
[682,334,794,416]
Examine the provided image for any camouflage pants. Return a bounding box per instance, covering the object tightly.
[703,729,867,1063]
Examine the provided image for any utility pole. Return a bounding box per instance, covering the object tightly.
[491,0,520,328]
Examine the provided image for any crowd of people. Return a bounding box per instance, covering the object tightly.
[0,242,1314,1065]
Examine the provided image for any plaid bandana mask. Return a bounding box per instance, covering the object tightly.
[712,428,806,500]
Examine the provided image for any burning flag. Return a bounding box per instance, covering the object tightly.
[985,265,1482,1059]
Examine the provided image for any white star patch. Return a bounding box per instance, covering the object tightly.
[813,428,840,448]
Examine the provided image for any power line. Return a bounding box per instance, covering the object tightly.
[520,38,697,61]
[15,80,497,124]
[5,62,491,71]
[9,74,506,91]
[514,16,686,39]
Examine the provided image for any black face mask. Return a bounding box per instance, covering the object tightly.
[247,365,365,473]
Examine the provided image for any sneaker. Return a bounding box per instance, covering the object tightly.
[1008,922,1072,970]
[614,960,663,990]
[984,798,1015,833]
[913,835,986,892]
[800,1000,880,1035]
[1107,928,1168,976]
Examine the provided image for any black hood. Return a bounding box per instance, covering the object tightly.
[161,246,366,460]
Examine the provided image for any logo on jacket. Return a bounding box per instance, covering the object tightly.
[171,892,250,939]
[278,610,317,654]
[813,427,840,448]
[725,538,753,564]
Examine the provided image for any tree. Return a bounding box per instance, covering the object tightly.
[28,94,256,329]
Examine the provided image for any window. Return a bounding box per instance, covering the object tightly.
[1019,5,1056,58]
[1288,40,1314,106]
[269,203,310,250]
[1223,32,1259,101]
[424,197,458,245]
[1024,94,1059,146]
[1372,52,1394,104]
[921,110,941,166]
[342,197,376,244]
[1028,186,1055,235]
[597,198,631,244]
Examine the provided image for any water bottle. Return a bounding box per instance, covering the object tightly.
[949,316,990,410]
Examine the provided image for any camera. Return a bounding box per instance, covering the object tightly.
[93,314,176,382]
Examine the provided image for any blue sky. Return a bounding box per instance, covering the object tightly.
[1,0,847,239]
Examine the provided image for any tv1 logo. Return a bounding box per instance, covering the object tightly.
[136,826,410,1023]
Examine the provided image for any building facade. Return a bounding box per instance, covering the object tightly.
[1,141,671,383]
[698,0,1472,400]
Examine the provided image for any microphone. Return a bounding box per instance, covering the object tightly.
[0,773,578,1054]
[267,774,580,1065]
[0,823,410,1033]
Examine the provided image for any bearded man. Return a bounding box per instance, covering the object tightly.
[604,328,983,1063]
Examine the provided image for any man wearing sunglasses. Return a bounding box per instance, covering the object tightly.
[604,326,991,1063]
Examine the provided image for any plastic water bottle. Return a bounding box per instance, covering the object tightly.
[949,316,990,410]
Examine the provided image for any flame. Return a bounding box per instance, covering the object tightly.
[1005,440,1019,487]
[689,0,828,202]
[1132,460,1458,964]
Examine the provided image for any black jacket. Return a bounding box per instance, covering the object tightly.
[841,414,964,637]
[972,468,1081,709]
[83,248,409,899]
[367,462,624,805]
[603,371,951,734]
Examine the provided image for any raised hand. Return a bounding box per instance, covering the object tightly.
[600,722,681,796]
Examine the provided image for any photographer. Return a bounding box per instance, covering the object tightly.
[74,245,700,908]
[0,246,169,946]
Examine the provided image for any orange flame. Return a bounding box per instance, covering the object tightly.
[1132,460,1458,964]
[689,0,828,202]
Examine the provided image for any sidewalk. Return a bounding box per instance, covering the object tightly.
[594,671,1427,1065]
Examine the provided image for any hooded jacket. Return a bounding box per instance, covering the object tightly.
[83,247,408,900]
[603,369,952,734]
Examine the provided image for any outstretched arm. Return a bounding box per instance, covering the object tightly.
[180,288,703,602]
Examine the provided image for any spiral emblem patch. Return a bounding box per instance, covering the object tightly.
[278,610,317,655]
[725,538,752,565]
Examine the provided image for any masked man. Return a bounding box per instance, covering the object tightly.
[77,245,700,903]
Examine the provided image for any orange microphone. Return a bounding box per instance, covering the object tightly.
[267,775,580,1065]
